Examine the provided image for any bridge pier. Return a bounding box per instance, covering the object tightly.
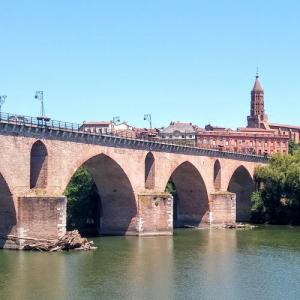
[1,191,239,249]
[17,196,66,239]
[1,196,66,249]
[209,192,236,225]
[137,193,173,236]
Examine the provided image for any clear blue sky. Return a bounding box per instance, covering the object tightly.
[1,0,299,129]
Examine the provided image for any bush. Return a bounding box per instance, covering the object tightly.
[251,148,300,224]
[64,166,101,235]
[250,192,265,223]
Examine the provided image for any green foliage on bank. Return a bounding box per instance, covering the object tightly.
[289,140,300,155]
[165,179,176,194]
[64,166,100,235]
[251,148,300,224]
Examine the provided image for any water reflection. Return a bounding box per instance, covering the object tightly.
[0,250,67,299]
[1,226,300,300]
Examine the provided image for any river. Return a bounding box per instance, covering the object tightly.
[0,226,300,300]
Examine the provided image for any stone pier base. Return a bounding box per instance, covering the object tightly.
[137,193,173,236]
[1,196,66,249]
[17,196,67,240]
[209,192,236,225]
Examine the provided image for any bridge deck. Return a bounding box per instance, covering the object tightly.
[0,112,268,163]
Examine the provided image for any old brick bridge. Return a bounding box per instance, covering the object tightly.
[0,113,268,249]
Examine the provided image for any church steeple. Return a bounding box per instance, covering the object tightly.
[250,71,264,117]
[247,71,268,129]
[252,71,263,92]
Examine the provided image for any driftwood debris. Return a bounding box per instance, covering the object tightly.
[23,230,97,252]
[223,223,256,229]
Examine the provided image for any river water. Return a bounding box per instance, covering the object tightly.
[1,226,300,300]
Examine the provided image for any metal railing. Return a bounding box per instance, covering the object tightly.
[0,112,81,132]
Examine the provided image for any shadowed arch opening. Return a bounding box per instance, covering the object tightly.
[145,152,155,189]
[30,140,48,189]
[0,173,16,248]
[228,166,255,222]
[65,154,137,236]
[213,160,221,191]
[165,161,209,227]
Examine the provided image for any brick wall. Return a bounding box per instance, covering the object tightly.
[17,196,66,240]
[137,193,173,235]
[209,192,236,224]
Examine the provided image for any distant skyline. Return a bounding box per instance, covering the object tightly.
[0,1,299,129]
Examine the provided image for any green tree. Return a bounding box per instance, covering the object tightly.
[251,149,300,224]
[289,140,300,155]
[64,166,101,235]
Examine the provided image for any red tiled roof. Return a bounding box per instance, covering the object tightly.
[269,123,300,130]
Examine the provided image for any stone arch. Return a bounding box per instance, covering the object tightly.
[0,172,16,248]
[145,152,155,189]
[30,140,48,189]
[227,165,255,222]
[66,153,137,235]
[213,159,221,191]
[166,161,209,227]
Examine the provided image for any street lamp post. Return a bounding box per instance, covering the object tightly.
[35,91,51,123]
[0,95,7,116]
[35,91,45,117]
[143,114,152,129]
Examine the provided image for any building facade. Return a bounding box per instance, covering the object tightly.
[158,122,197,146]
[196,73,290,155]
[80,121,134,136]
[80,121,112,134]
[246,72,300,143]
[196,128,289,155]
[80,73,298,155]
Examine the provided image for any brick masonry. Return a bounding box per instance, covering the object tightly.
[209,192,236,225]
[0,128,265,247]
[17,196,66,240]
[137,193,173,235]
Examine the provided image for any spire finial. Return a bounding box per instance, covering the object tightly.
[256,66,259,78]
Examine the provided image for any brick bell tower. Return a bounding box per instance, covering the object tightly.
[247,71,269,129]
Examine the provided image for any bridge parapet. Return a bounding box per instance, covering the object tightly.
[0,112,268,163]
